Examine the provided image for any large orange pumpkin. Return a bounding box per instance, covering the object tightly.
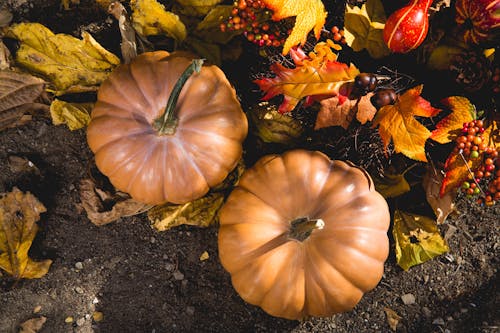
[87,51,248,205]
[218,150,390,320]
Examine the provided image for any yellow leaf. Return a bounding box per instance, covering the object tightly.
[199,251,209,261]
[372,85,441,161]
[131,0,187,41]
[148,193,224,232]
[175,0,224,17]
[50,99,93,131]
[5,23,120,95]
[373,171,411,199]
[430,96,475,144]
[393,210,449,271]
[344,0,391,59]
[262,0,327,55]
[0,188,52,279]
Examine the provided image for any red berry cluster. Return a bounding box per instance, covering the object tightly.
[455,120,499,206]
[220,0,290,47]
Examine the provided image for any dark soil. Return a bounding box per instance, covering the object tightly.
[1,1,499,332]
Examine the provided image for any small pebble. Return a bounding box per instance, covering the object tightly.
[75,262,83,270]
[75,287,84,294]
[85,314,91,320]
[422,306,432,318]
[92,297,99,304]
[186,306,195,315]
[65,316,74,323]
[93,311,104,322]
[165,263,175,272]
[76,318,85,326]
[173,271,184,281]
[432,317,445,325]
[446,316,453,321]
[33,305,42,313]
[460,308,468,313]
[401,293,416,305]
[150,237,156,244]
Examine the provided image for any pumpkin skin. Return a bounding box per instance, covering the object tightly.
[218,150,390,320]
[87,51,248,205]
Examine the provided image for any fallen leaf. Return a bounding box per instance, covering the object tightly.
[440,121,499,196]
[372,85,441,162]
[423,166,456,224]
[183,37,222,66]
[430,96,475,144]
[393,210,449,271]
[344,0,391,59]
[254,41,360,113]
[131,0,187,41]
[0,8,13,28]
[108,1,137,64]
[175,0,224,17]
[194,5,243,44]
[315,91,376,130]
[79,179,151,226]
[0,39,11,70]
[0,188,52,279]
[199,251,209,261]
[250,102,304,144]
[383,307,401,331]
[19,316,47,333]
[49,99,93,131]
[5,23,120,95]
[148,192,224,232]
[373,171,411,199]
[262,0,327,55]
[8,156,41,175]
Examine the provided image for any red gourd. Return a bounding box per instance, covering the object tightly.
[383,0,433,53]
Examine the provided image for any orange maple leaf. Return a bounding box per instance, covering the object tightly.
[254,41,360,113]
[315,91,376,130]
[430,96,476,144]
[440,120,499,196]
[372,85,441,162]
[263,0,327,55]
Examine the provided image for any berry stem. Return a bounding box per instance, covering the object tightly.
[458,149,486,197]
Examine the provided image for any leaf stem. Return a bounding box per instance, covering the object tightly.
[153,59,204,135]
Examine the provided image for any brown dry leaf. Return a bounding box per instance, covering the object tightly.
[148,193,224,232]
[0,188,52,279]
[315,92,376,130]
[383,307,401,331]
[250,102,304,144]
[79,179,151,226]
[108,1,137,64]
[8,156,41,175]
[0,39,11,70]
[423,165,456,224]
[0,8,13,28]
[19,316,47,333]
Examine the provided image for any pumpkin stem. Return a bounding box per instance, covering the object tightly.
[289,218,325,242]
[153,58,205,135]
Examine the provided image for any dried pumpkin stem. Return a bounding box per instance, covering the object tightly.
[154,58,205,135]
[289,218,325,242]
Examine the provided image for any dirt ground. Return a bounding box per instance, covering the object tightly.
[1,1,499,332]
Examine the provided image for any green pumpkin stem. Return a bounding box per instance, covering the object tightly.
[289,218,325,242]
[154,58,204,135]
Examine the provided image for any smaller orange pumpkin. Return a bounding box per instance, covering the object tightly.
[218,150,390,320]
[87,51,248,205]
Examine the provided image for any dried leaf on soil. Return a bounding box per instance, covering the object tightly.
[148,192,225,232]
[254,41,360,113]
[19,316,46,333]
[383,307,401,331]
[0,188,52,279]
[315,91,376,130]
[5,23,120,95]
[440,120,499,196]
[344,0,391,59]
[8,156,40,175]
[423,166,456,224]
[430,96,475,144]
[0,39,11,70]
[0,8,13,27]
[49,99,92,131]
[373,170,411,199]
[79,179,151,226]
[372,85,441,162]
[262,0,327,55]
[131,0,187,41]
[108,1,137,64]
[250,102,303,144]
[393,210,449,271]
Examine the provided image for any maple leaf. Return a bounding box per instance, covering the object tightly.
[315,91,376,130]
[430,96,476,144]
[0,188,52,279]
[262,0,327,55]
[254,42,360,113]
[372,85,441,162]
[440,120,499,196]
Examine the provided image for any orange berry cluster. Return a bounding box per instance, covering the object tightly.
[330,26,347,45]
[456,120,499,206]
[220,0,290,47]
